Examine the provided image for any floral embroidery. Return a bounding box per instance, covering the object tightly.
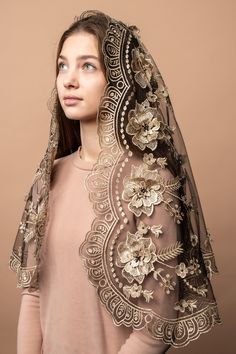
[155,242,184,263]
[116,231,157,284]
[128,25,141,40]
[147,85,169,104]
[19,221,27,234]
[116,220,184,301]
[180,194,193,211]
[136,220,149,235]
[143,153,168,169]
[147,91,158,103]
[204,259,215,279]
[122,162,182,218]
[154,268,176,294]
[143,152,156,166]
[150,224,163,238]
[136,220,163,238]
[196,285,208,297]
[156,157,168,169]
[131,48,153,89]
[165,200,184,224]
[121,163,164,217]
[190,233,198,247]
[123,283,142,298]
[156,84,169,102]
[123,283,154,302]
[188,258,201,275]
[131,46,170,105]
[126,99,166,151]
[175,262,188,278]
[174,299,197,313]
[142,289,154,302]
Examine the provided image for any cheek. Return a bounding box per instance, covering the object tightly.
[95,78,107,100]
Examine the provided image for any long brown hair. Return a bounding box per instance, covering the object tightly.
[51,11,109,159]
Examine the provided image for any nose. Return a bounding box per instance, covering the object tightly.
[63,69,79,89]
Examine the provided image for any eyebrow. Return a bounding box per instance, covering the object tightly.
[58,54,99,62]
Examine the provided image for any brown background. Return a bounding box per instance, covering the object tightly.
[1,0,235,353]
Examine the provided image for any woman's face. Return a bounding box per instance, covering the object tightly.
[56,31,107,121]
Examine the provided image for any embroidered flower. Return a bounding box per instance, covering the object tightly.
[204,259,215,279]
[123,283,154,303]
[122,163,164,217]
[175,262,188,278]
[128,25,141,40]
[142,289,154,302]
[166,202,184,224]
[174,299,197,313]
[196,284,208,297]
[156,157,168,169]
[137,221,149,235]
[123,283,143,299]
[190,234,198,247]
[126,99,165,151]
[143,153,156,166]
[150,224,163,238]
[188,258,201,275]
[159,274,176,294]
[154,268,176,294]
[19,221,27,234]
[147,91,158,102]
[131,48,153,88]
[116,231,157,284]
[156,84,169,102]
[180,195,194,212]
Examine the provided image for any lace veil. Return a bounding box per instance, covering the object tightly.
[9,10,221,347]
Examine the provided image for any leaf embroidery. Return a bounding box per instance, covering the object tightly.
[155,241,183,262]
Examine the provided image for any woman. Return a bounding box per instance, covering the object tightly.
[9,10,221,354]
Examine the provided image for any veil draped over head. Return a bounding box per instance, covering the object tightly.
[9,10,221,347]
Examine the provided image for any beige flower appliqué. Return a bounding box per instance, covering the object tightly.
[174,299,197,313]
[126,99,166,151]
[116,231,157,284]
[122,163,165,217]
[131,47,153,89]
[115,220,185,302]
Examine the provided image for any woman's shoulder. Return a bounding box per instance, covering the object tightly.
[50,152,73,185]
[53,152,73,169]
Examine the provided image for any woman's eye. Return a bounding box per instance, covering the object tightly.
[83,63,96,71]
[57,62,96,71]
[58,62,66,70]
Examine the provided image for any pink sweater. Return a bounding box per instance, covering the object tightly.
[17,148,170,354]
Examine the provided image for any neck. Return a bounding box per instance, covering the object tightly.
[79,118,101,162]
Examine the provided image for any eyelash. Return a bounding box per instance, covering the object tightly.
[57,62,96,71]
[84,63,96,71]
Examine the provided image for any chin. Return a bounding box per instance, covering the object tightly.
[63,108,81,120]
[65,114,97,122]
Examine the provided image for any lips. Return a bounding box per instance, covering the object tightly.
[63,95,82,106]
[63,95,81,100]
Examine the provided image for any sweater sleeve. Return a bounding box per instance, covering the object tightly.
[118,329,171,354]
[17,288,42,354]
